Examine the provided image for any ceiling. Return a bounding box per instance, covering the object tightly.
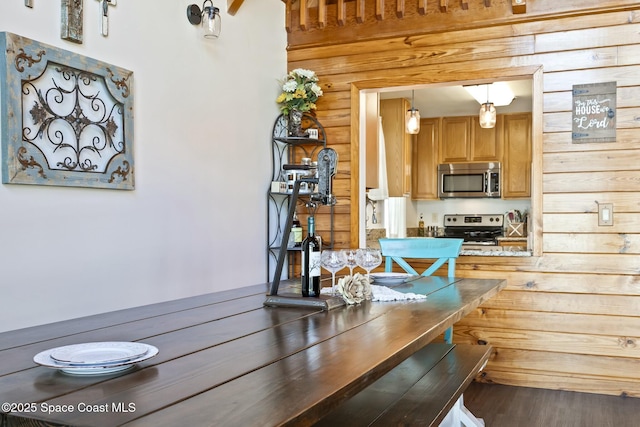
[379,79,533,118]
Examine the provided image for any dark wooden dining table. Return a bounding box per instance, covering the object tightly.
[0,276,505,427]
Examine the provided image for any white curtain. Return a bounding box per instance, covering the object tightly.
[385,197,406,238]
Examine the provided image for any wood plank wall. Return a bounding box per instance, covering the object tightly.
[282,0,640,397]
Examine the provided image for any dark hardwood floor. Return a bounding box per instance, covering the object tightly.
[464,382,640,427]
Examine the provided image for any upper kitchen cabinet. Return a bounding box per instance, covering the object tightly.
[502,113,532,198]
[380,98,412,197]
[471,115,503,162]
[412,118,440,200]
[439,116,471,163]
[440,116,502,163]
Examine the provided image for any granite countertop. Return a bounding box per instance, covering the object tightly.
[460,249,532,257]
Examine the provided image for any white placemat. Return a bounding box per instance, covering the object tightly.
[321,285,426,302]
[370,285,427,302]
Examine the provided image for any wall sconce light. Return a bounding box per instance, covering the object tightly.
[405,90,421,134]
[187,0,221,39]
[478,84,497,129]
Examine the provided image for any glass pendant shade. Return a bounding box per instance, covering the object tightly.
[479,103,496,129]
[202,6,221,39]
[406,109,420,134]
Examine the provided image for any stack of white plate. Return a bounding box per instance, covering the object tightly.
[370,272,412,286]
[33,341,158,375]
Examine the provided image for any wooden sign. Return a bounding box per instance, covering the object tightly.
[572,81,616,143]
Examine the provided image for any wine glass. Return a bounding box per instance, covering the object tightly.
[342,249,358,276]
[321,250,348,295]
[355,248,382,282]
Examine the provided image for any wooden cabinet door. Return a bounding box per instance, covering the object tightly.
[503,113,532,198]
[380,98,411,197]
[440,116,471,163]
[412,118,440,200]
[471,115,502,161]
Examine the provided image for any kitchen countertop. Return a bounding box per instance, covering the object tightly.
[460,249,532,257]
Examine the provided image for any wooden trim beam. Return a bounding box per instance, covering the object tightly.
[300,0,308,30]
[337,0,346,26]
[319,0,327,28]
[376,0,384,20]
[397,0,405,18]
[512,0,526,14]
[419,0,427,14]
[356,0,365,23]
[284,0,292,32]
[440,0,448,12]
[484,0,491,6]
[461,0,469,10]
[227,0,244,16]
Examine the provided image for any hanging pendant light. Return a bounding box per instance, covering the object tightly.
[479,84,496,129]
[405,90,420,134]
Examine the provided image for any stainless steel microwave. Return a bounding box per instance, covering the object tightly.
[437,162,501,198]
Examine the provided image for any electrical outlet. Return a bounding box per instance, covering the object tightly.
[307,128,318,139]
[431,213,438,223]
[598,203,613,226]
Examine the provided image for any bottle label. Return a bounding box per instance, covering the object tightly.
[292,227,302,244]
[309,251,321,277]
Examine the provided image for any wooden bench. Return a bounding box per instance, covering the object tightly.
[314,343,491,427]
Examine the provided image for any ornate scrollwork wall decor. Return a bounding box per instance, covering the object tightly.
[1,32,134,190]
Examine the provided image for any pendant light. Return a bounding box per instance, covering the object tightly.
[479,84,496,129]
[405,90,421,134]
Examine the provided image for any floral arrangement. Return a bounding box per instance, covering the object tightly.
[276,68,323,116]
[335,273,372,305]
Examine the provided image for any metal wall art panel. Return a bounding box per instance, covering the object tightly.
[0,32,134,190]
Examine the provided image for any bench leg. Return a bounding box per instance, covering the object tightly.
[456,395,484,427]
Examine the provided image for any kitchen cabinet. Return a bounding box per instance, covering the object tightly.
[440,116,471,163]
[502,113,532,198]
[471,115,502,161]
[380,98,412,197]
[440,115,502,163]
[412,118,440,200]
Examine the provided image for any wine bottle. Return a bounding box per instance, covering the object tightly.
[301,216,321,297]
[291,212,303,247]
[418,213,425,237]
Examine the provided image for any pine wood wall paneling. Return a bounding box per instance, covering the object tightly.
[544,233,640,254]
[487,348,640,384]
[543,171,640,193]
[544,192,640,212]
[283,3,640,395]
[483,290,640,317]
[544,129,640,153]
[544,150,640,172]
[455,326,640,359]
[480,368,640,398]
[463,309,640,335]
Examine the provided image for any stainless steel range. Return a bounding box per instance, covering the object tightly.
[441,214,504,251]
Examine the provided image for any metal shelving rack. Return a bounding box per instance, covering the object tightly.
[267,113,334,283]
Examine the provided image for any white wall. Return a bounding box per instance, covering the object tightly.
[0,1,286,332]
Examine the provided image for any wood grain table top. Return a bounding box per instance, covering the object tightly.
[0,276,505,427]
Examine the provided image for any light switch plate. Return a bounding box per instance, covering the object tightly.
[598,203,613,226]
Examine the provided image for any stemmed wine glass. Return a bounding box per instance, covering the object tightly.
[321,250,348,295]
[342,249,358,276]
[355,248,382,282]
